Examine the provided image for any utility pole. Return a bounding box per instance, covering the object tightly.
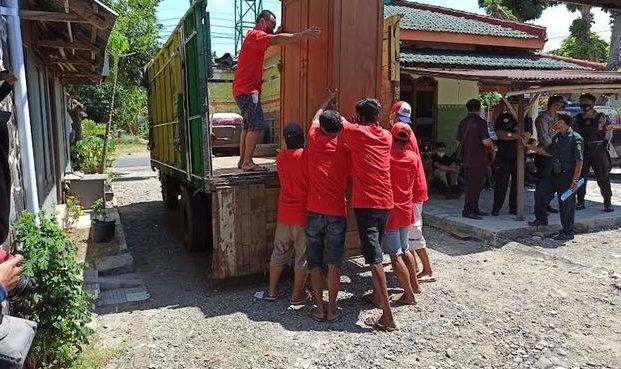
[234,0,263,56]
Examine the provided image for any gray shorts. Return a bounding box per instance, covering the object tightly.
[235,94,265,131]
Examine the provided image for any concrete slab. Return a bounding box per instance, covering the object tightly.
[98,286,150,306]
[124,286,150,302]
[423,180,621,246]
[85,273,144,290]
[94,253,135,276]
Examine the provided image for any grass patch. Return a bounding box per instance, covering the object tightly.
[114,134,149,156]
[70,335,127,369]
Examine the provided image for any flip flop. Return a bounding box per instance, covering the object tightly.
[326,308,343,323]
[290,291,312,305]
[417,275,437,283]
[242,164,269,172]
[307,308,326,322]
[265,291,282,302]
[363,316,397,332]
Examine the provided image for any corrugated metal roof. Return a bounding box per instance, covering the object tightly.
[402,67,621,82]
[385,4,538,39]
[400,50,591,70]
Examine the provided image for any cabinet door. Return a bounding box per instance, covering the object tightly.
[332,0,383,120]
[280,0,307,147]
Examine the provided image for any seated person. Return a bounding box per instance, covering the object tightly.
[431,142,460,192]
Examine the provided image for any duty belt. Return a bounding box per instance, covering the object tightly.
[586,140,605,145]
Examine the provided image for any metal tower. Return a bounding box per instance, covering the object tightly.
[234,0,263,56]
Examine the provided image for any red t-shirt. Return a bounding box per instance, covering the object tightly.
[276,148,308,225]
[232,30,273,97]
[341,122,393,209]
[306,121,351,217]
[412,152,428,203]
[386,147,418,230]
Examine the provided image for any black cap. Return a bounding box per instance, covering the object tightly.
[283,122,304,149]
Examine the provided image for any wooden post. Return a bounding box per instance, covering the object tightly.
[516,94,525,221]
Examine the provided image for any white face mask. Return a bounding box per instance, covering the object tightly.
[437,152,445,158]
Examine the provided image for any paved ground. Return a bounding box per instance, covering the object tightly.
[424,173,621,244]
[99,159,621,369]
[112,155,151,168]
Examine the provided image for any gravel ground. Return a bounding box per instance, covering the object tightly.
[100,164,621,369]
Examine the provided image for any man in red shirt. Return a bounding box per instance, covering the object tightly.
[267,123,309,304]
[341,98,396,331]
[233,10,320,172]
[379,123,421,306]
[389,101,433,283]
[306,92,350,323]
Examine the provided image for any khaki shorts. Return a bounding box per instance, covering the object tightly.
[270,223,307,271]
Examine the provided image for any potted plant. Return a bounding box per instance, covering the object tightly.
[91,198,116,243]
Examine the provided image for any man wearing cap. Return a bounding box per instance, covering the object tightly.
[573,93,614,212]
[533,96,566,216]
[390,101,434,282]
[491,96,533,216]
[267,122,309,305]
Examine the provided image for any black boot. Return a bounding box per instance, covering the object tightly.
[604,199,615,213]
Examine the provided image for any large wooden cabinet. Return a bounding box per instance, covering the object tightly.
[280,0,384,138]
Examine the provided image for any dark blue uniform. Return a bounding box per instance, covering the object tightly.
[492,113,533,214]
[534,128,584,236]
[573,111,612,208]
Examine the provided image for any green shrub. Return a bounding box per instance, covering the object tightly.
[12,211,93,369]
[71,135,116,174]
[114,134,145,145]
[81,119,106,137]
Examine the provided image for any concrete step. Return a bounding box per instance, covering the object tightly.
[94,253,135,276]
[85,273,144,290]
[98,285,150,306]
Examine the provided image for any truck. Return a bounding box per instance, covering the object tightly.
[144,0,392,281]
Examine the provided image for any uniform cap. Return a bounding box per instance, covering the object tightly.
[391,101,412,124]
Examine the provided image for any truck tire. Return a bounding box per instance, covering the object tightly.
[161,175,180,209]
[179,185,209,252]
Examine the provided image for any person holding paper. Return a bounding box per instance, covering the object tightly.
[523,114,584,241]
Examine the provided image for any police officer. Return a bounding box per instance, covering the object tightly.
[525,114,584,241]
[573,93,614,212]
[491,96,533,216]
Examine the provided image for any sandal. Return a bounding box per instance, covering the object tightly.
[290,291,312,305]
[307,307,326,322]
[326,308,343,323]
[363,316,397,332]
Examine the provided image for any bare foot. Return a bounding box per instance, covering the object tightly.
[413,288,422,294]
[417,270,435,281]
[362,292,382,309]
[241,163,269,172]
[237,159,243,169]
[389,293,417,305]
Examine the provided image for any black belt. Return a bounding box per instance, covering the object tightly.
[586,140,605,145]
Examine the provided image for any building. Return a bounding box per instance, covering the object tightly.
[1,0,116,245]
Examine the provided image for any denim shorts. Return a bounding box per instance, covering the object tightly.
[306,212,347,268]
[382,227,409,256]
[354,208,389,265]
[235,93,265,131]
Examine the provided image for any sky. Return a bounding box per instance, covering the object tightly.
[156,0,613,56]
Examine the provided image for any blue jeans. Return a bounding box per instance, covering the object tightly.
[382,227,409,256]
[354,208,389,265]
[306,212,347,268]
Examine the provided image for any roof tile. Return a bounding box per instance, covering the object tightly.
[400,49,591,70]
[385,4,537,39]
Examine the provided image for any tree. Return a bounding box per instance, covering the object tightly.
[478,0,554,22]
[609,10,621,70]
[100,29,130,173]
[555,31,609,62]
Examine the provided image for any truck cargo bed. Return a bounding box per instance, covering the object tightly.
[211,156,276,177]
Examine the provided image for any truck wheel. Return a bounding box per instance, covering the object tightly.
[161,175,180,209]
[179,185,209,252]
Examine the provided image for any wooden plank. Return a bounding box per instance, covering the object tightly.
[20,10,91,24]
[38,38,100,53]
[67,0,110,30]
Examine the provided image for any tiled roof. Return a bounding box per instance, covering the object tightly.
[401,68,621,83]
[385,4,538,39]
[400,50,591,70]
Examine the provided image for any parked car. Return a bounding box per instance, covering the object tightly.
[210,112,243,155]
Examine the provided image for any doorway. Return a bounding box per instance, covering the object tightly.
[400,75,437,151]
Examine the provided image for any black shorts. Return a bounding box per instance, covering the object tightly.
[354,208,389,265]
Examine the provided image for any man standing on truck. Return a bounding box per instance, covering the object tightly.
[233,10,320,172]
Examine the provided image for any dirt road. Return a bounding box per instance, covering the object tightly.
[100,164,620,369]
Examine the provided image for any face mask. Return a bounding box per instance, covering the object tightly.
[581,104,593,112]
[437,152,445,157]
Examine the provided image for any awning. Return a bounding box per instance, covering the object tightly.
[402,67,621,94]
[19,0,118,85]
